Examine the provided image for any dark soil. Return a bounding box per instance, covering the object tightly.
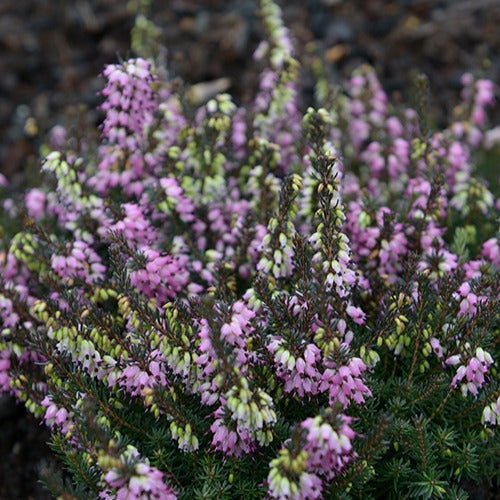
[1,1,500,498]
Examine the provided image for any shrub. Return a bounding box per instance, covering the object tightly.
[1,1,499,498]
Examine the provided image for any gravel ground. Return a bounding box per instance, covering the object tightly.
[1,1,500,498]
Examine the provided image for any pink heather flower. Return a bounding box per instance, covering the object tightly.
[475,79,496,107]
[349,99,365,117]
[25,188,47,219]
[483,126,500,149]
[195,301,257,403]
[108,203,159,247]
[268,338,322,397]
[41,396,71,434]
[450,348,494,397]
[204,189,250,257]
[319,357,372,408]
[454,282,487,317]
[361,141,385,177]
[482,397,500,426]
[458,281,470,295]
[50,240,105,285]
[418,221,445,255]
[118,364,155,397]
[195,320,220,398]
[349,74,365,95]
[91,58,160,196]
[386,154,406,182]
[129,247,191,305]
[405,177,434,214]
[418,247,458,278]
[252,63,301,173]
[472,108,487,127]
[460,72,474,89]
[232,109,247,155]
[301,412,356,480]
[471,78,496,126]
[267,449,322,500]
[445,354,461,366]
[467,125,483,147]
[345,201,379,260]
[386,116,404,137]
[482,238,500,267]
[0,350,11,392]
[267,469,322,500]
[100,58,157,143]
[377,227,408,284]
[459,294,478,316]
[210,406,256,458]
[345,305,366,325]
[463,259,486,280]
[101,446,176,500]
[447,141,471,181]
[349,119,370,149]
[0,293,20,329]
[159,177,195,223]
[451,121,465,138]
[219,301,256,365]
[347,68,389,129]
[429,337,444,359]
[48,124,67,149]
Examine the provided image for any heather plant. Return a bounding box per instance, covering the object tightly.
[1,1,500,499]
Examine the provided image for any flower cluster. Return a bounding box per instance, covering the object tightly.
[0,1,499,498]
[100,445,176,500]
[267,449,323,500]
[482,396,500,426]
[301,410,356,479]
[447,347,494,398]
[40,395,71,433]
[454,281,486,317]
[92,58,160,196]
[128,249,191,305]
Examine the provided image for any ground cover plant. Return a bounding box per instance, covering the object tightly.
[1,1,500,498]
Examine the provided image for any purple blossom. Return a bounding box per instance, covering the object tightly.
[301,411,356,479]
[91,58,161,196]
[482,397,500,426]
[41,395,72,434]
[450,348,494,397]
[267,449,322,500]
[483,238,500,267]
[0,351,11,392]
[101,446,176,500]
[430,338,444,359]
[319,356,372,408]
[418,248,458,278]
[129,247,192,305]
[454,282,486,317]
[25,188,47,219]
[108,203,159,247]
[50,240,105,285]
[210,405,257,457]
[268,338,322,397]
